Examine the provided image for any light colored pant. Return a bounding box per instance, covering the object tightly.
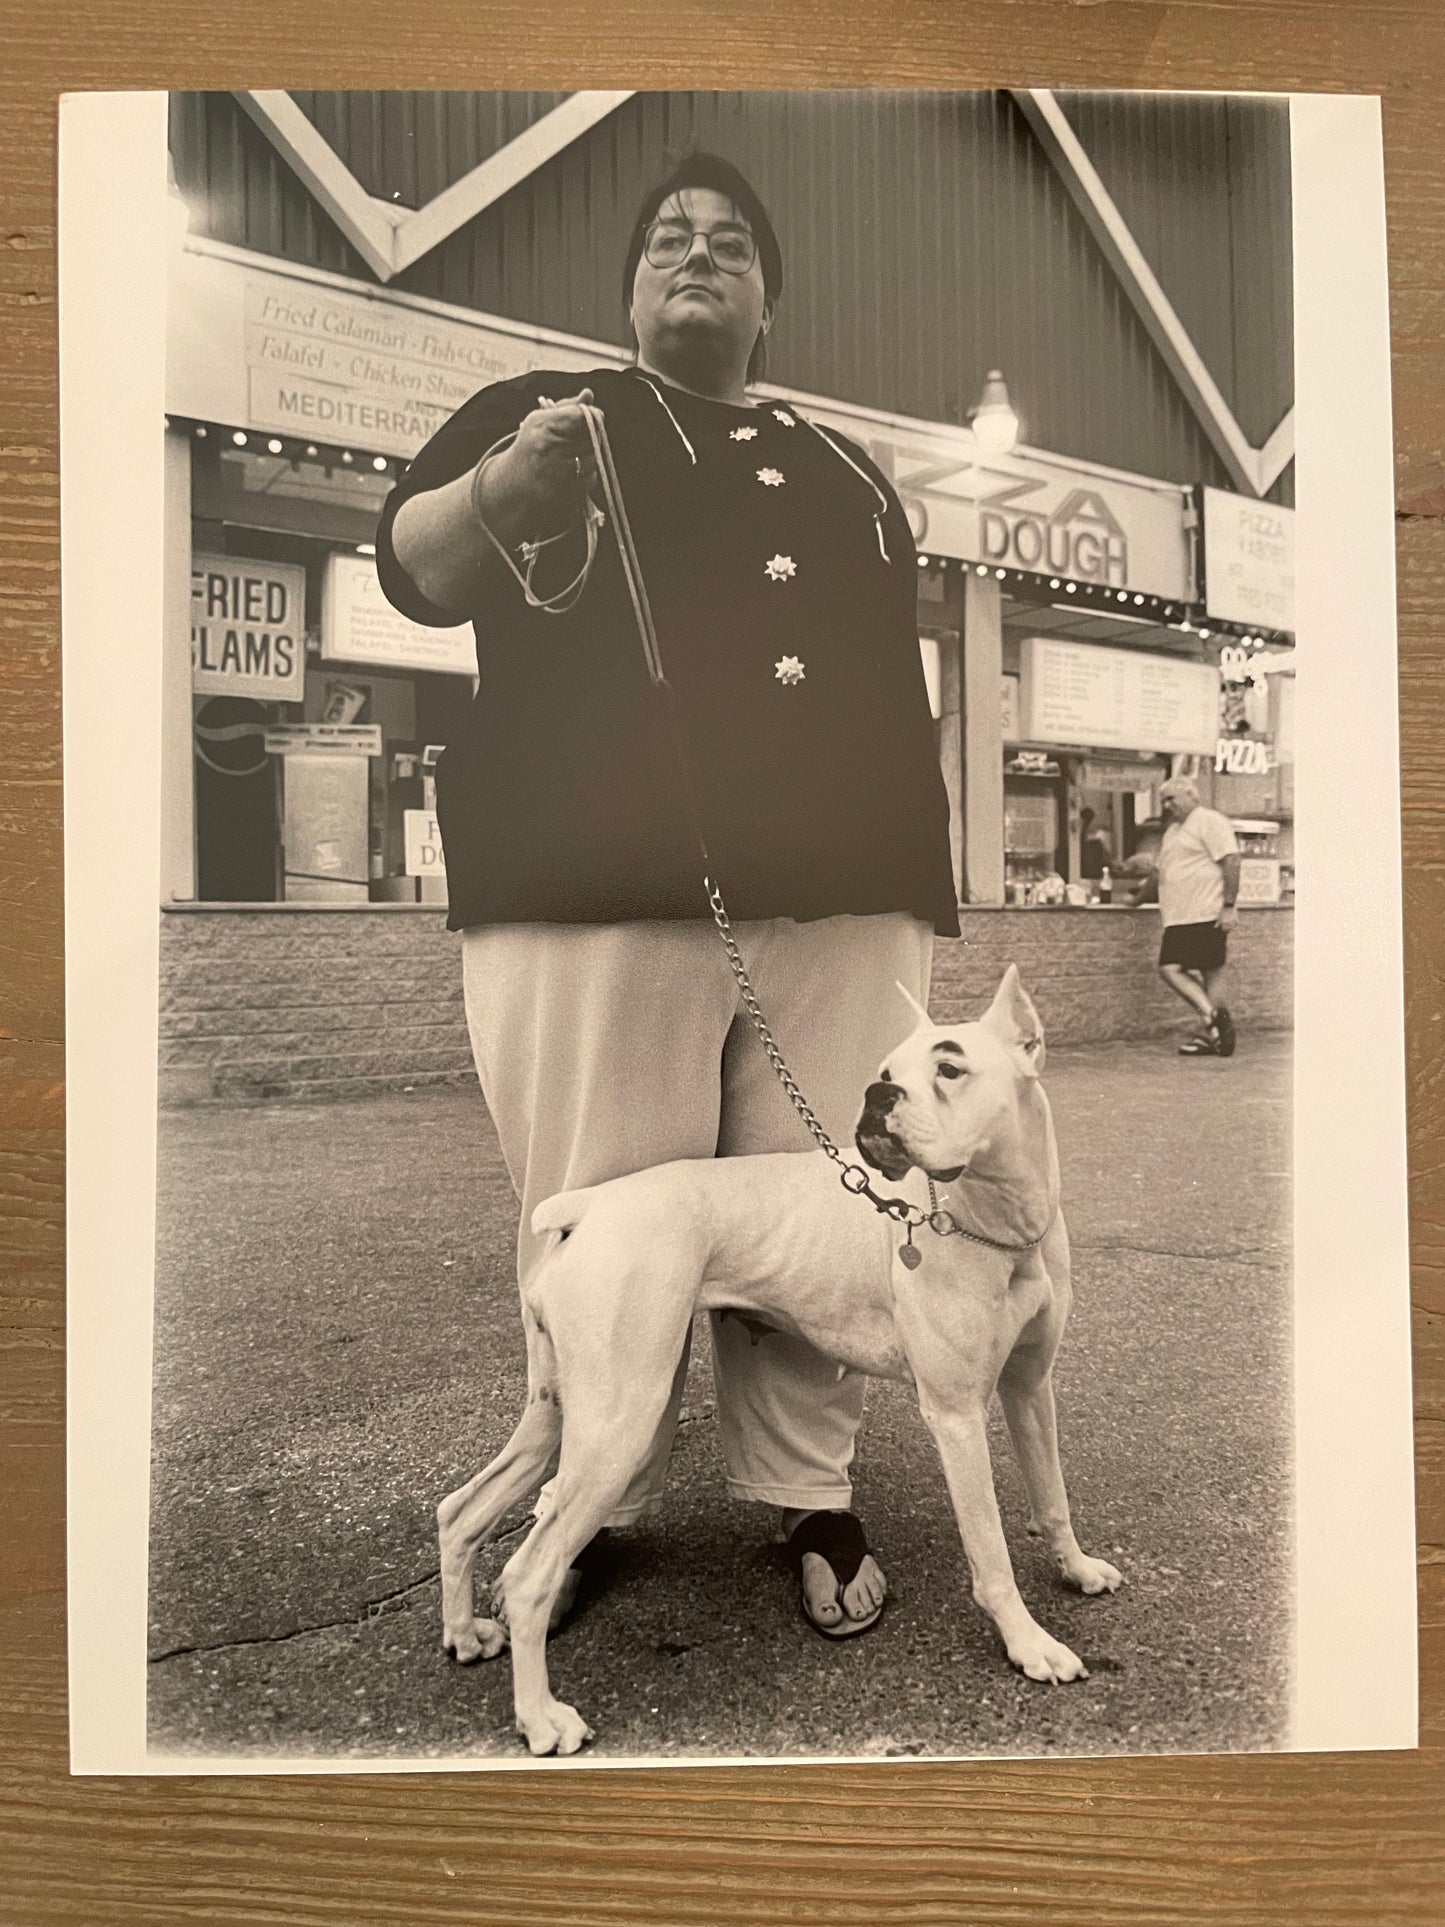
[461,913,933,1520]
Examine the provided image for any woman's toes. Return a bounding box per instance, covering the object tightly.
[842,1555,886,1618]
[801,1551,844,1624]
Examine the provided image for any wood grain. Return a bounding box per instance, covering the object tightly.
[3,3,1443,1921]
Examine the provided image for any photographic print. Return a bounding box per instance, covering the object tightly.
[60,87,1414,1772]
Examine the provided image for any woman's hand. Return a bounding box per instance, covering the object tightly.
[483,389,598,532]
[390,389,598,617]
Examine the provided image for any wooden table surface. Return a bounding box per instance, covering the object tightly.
[2,4,1441,1921]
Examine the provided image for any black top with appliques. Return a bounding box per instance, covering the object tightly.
[376,366,960,935]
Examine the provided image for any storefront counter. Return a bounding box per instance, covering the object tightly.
[158,901,1293,1105]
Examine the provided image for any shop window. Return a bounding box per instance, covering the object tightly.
[188,483,475,904]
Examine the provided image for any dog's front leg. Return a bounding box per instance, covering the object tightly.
[922,1399,1088,1684]
[494,1504,595,1758]
[997,1350,1122,1598]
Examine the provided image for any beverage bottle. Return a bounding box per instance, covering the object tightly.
[1098,866,1112,904]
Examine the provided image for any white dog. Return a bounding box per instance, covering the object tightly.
[437,965,1122,1755]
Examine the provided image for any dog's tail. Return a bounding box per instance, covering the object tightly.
[530,1187,594,1243]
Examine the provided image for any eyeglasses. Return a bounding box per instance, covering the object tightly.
[643,221,757,275]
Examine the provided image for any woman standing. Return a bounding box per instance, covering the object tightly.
[379,153,958,1639]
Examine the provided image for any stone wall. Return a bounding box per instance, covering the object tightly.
[158,905,1293,1105]
[159,908,470,1106]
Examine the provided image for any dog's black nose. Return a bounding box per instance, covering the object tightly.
[862,1081,899,1113]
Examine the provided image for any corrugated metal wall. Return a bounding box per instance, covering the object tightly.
[170,89,1293,503]
[290,91,572,207]
[1065,91,1293,454]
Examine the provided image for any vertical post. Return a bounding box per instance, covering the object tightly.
[161,427,196,901]
[1064,760,1082,882]
[935,631,965,912]
[961,571,1005,904]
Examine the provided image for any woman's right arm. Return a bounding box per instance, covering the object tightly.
[390,390,597,619]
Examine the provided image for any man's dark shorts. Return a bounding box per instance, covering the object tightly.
[1159,920,1227,972]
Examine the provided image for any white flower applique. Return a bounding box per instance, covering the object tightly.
[757,467,785,487]
[772,409,795,426]
[774,655,805,685]
[765,554,797,582]
[730,425,759,441]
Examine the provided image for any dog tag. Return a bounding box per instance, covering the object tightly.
[899,1240,922,1270]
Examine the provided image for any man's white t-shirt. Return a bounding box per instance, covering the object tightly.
[1158,806,1239,927]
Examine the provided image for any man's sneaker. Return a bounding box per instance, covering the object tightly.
[1179,1032,1221,1056]
[1212,1004,1236,1057]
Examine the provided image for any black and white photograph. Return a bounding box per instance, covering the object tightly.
[58,87,1414,1772]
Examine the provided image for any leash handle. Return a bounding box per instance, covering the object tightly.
[580,403,664,685]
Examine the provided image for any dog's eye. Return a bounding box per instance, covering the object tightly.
[935,1062,966,1081]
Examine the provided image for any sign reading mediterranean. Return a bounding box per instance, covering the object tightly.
[243,274,596,454]
[190,553,307,701]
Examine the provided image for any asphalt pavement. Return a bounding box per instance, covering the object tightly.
[146,1029,1293,1764]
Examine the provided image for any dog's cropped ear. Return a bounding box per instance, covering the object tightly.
[982,963,1046,1074]
[895,981,933,1028]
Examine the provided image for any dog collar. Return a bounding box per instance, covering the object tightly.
[895,1180,1055,1268]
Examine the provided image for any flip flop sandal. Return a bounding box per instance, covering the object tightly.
[787,1510,885,1641]
[1213,1005,1237,1057]
[1178,1032,1221,1056]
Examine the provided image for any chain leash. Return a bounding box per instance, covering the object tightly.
[569,397,1049,1262]
[705,879,1048,1258]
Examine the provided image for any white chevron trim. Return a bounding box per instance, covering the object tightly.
[235,91,398,280]
[1012,87,1293,500]
[233,90,635,284]
[392,93,635,274]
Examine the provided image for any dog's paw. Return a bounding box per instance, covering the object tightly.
[1061,1553,1123,1596]
[516,1696,594,1757]
[1007,1627,1088,1684]
[444,1616,508,1664]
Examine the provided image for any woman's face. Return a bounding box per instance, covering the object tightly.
[629,187,770,383]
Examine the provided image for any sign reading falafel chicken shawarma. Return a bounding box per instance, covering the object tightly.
[321,552,476,676]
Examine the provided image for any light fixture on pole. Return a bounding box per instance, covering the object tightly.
[970,369,1020,456]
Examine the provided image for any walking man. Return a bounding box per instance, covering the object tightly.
[1155,776,1241,1057]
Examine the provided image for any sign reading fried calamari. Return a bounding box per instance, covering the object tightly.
[169,246,1196,603]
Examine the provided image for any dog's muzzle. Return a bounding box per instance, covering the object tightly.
[855,1081,914,1182]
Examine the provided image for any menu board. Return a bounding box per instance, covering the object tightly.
[1018,637,1219,755]
[322,552,476,676]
